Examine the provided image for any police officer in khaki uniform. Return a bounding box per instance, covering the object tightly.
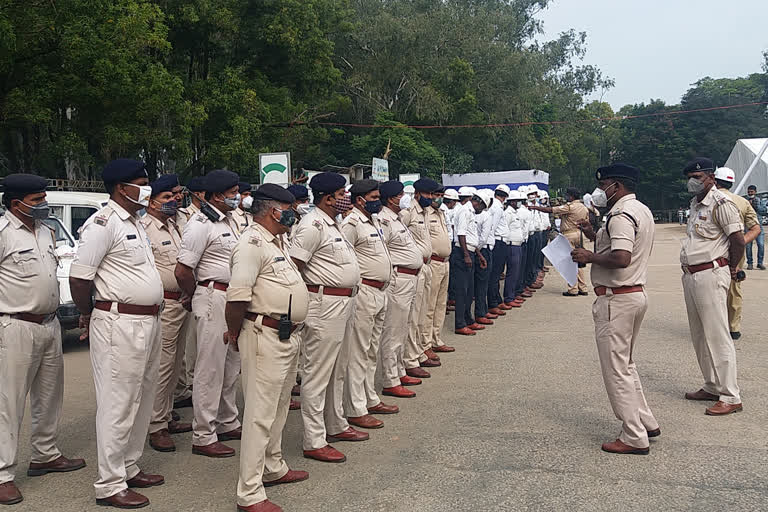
[532,187,590,296]
[0,175,86,506]
[173,176,206,410]
[712,167,761,340]
[289,172,367,464]
[141,175,194,453]
[232,182,254,234]
[399,178,440,378]
[572,164,660,455]
[424,187,455,355]
[224,184,309,512]
[70,159,165,508]
[175,169,243,458]
[680,158,745,415]
[340,180,399,430]
[377,181,424,398]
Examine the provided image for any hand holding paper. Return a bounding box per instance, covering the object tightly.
[541,234,579,287]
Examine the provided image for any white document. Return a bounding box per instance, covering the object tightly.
[541,234,578,287]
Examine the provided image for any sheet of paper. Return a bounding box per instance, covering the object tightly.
[541,234,578,287]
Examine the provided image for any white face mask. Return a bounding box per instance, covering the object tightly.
[241,195,254,211]
[122,183,152,207]
[223,193,241,210]
[399,194,411,210]
[296,203,312,216]
[687,177,707,195]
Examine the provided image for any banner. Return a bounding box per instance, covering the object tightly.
[399,173,420,194]
[372,158,389,182]
[259,152,291,185]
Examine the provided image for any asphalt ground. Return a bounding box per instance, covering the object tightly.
[9,224,768,511]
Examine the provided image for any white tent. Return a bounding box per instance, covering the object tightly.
[724,138,768,194]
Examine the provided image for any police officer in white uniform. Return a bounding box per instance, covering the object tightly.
[0,175,86,506]
[70,159,164,508]
[175,169,243,458]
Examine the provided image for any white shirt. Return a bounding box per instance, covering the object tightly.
[489,198,509,243]
[453,204,479,250]
[517,205,533,239]
[505,207,525,245]
[475,209,494,249]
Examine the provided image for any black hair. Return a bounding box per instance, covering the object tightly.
[614,177,637,193]
[566,187,580,200]
[1,190,24,209]
[105,182,117,195]
[716,179,733,190]
[205,190,214,201]
[313,192,327,206]
[350,188,375,204]
[748,185,757,191]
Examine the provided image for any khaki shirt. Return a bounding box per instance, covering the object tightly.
[680,186,742,266]
[176,203,199,232]
[427,206,451,258]
[340,207,392,283]
[725,189,758,267]
[379,206,423,270]
[71,200,163,305]
[0,213,59,314]
[552,200,589,234]
[289,207,360,288]
[228,223,309,323]
[590,194,654,288]
[231,207,252,234]
[399,201,432,260]
[141,213,183,293]
[177,205,240,283]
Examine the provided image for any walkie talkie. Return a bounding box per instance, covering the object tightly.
[199,200,221,222]
[278,295,293,341]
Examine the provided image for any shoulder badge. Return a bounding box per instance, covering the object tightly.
[347,216,359,226]
[249,235,261,246]
[195,213,207,223]
[381,219,389,226]
[312,219,323,230]
[94,216,108,226]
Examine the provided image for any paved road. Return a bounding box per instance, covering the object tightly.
[10,224,768,511]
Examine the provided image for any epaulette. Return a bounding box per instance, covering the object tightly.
[249,234,262,246]
[346,216,359,226]
[312,219,323,230]
[0,216,8,232]
[381,218,389,226]
[195,213,209,223]
[93,205,114,227]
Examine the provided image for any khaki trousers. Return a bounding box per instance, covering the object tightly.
[726,254,746,333]
[404,264,432,368]
[0,317,63,484]
[236,317,299,507]
[593,291,658,449]
[564,231,587,294]
[192,286,241,446]
[173,318,196,402]
[378,271,418,389]
[682,266,741,404]
[425,259,449,349]
[90,307,161,499]
[301,292,356,450]
[343,284,387,417]
[150,299,192,433]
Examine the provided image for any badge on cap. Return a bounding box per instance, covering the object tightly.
[596,171,602,180]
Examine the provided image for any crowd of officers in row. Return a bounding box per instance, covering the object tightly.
[0,162,564,511]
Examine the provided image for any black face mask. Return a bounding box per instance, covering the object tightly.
[274,208,296,227]
[364,199,382,215]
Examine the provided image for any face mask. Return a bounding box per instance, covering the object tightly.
[687,177,707,195]
[274,207,296,228]
[432,197,443,208]
[296,203,312,216]
[363,199,382,215]
[156,199,178,216]
[241,196,254,211]
[399,195,410,210]
[418,195,432,208]
[18,200,50,220]
[591,182,617,208]
[223,193,241,210]
[123,183,152,207]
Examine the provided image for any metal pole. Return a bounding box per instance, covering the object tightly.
[733,138,768,195]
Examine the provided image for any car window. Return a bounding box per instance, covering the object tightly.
[71,206,97,239]
[42,218,75,248]
[50,205,64,220]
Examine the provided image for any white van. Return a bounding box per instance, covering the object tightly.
[45,191,109,239]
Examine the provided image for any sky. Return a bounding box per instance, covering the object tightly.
[537,0,768,110]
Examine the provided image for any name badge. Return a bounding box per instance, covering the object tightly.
[222,233,231,237]
[162,240,172,246]
[274,256,285,262]
[126,234,137,240]
[334,238,342,242]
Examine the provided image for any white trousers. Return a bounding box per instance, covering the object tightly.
[300,293,356,450]
[378,271,418,388]
[192,285,241,445]
[682,266,741,404]
[173,312,196,402]
[0,316,63,484]
[90,307,161,499]
[237,318,300,507]
[343,284,387,417]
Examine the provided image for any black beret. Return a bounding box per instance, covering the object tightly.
[252,183,295,204]
[379,180,404,200]
[414,178,440,193]
[683,157,715,175]
[435,186,446,193]
[186,176,206,192]
[595,163,639,182]
[309,172,346,194]
[238,181,252,194]
[286,184,309,200]
[1,174,47,195]
[349,179,379,198]
[205,169,240,193]
[102,159,148,184]
[150,174,179,197]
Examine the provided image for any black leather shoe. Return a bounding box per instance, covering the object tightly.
[730,331,741,340]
